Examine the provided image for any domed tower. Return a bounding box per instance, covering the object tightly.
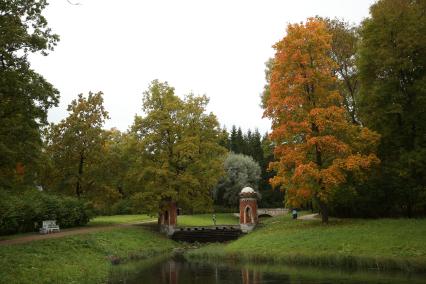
[239,187,258,233]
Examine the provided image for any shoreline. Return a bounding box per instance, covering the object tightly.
[185,244,426,273]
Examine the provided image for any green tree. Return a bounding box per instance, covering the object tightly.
[130,80,226,214]
[322,17,360,125]
[214,153,261,207]
[218,127,230,150]
[43,92,109,200]
[0,0,59,188]
[357,0,426,217]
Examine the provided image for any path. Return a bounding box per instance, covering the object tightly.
[0,220,156,246]
[299,213,319,220]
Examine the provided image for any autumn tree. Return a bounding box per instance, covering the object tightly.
[357,0,426,217]
[130,80,226,214]
[43,92,109,200]
[0,0,59,188]
[264,18,380,223]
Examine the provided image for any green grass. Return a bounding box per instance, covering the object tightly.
[177,213,238,226]
[88,214,155,226]
[0,226,179,284]
[187,215,426,272]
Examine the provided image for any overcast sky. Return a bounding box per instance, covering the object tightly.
[30,0,376,134]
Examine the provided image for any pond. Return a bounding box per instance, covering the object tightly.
[109,255,426,284]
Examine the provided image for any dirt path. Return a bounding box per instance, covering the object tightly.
[298,213,319,220]
[0,220,156,246]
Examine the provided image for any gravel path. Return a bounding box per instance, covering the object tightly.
[298,213,319,220]
[0,220,156,246]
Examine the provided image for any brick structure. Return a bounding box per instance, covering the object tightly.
[159,200,177,236]
[239,187,258,233]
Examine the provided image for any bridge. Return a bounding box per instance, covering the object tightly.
[159,187,288,242]
[257,208,288,217]
[233,208,288,218]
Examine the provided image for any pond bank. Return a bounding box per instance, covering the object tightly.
[0,225,179,283]
[185,216,426,272]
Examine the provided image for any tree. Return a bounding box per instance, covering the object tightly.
[264,18,380,223]
[219,127,230,150]
[321,17,360,125]
[357,0,426,217]
[0,0,59,188]
[44,92,109,200]
[130,80,226,214]
[214,153,261,207]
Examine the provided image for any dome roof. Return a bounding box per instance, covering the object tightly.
[240,187,256,194]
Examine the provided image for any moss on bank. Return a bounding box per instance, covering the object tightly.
[0,226,178,284]
[186,216,426,272]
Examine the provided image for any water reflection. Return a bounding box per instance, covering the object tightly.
[109,256,426,284]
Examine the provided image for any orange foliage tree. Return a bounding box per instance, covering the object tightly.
[264,18,380,223]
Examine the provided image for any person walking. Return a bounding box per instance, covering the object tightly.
[292,209,298,219]
[212,213,217,225]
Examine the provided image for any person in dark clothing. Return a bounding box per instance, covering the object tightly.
[292,209,298,219]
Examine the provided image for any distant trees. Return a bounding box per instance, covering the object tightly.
[217,126,283,208]
[0,0,59,189]
[214,153,261,207]
[264,18,380,223]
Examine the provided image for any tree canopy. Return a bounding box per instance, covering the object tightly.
[0,0,59,189]
[214,153,261,207]
[357,0,426,217]
[264,18,380,222]
[43,92,109,200]
[130,80,226,214]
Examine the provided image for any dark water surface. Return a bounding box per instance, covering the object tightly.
[109,255,426,284]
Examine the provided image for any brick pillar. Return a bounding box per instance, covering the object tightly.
[159,200,177,236]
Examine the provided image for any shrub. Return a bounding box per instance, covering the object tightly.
[110,199,134,215]
[0,189,93,235]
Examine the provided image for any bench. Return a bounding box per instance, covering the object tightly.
[39,220,60,234]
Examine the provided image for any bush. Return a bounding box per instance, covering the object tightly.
[0,189,93,235]
[110,199,134,215]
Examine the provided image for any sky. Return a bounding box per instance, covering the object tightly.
[30,0,376,134]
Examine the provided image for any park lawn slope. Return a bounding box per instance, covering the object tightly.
[177,213,238,226]
[0,226,179,284]
[88,214,155,226]
[187,216,426,272]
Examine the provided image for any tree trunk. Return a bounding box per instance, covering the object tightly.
[318,200,329,223]
[75,152,84,198]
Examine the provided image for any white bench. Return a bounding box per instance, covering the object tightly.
[39,220,60,234]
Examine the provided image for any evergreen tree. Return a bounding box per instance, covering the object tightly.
[230,125,238,153]
[219,127,230,150]
[236,127,244,154]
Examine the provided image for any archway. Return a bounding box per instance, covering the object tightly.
[164,210,169,225]
[244,206,253,224]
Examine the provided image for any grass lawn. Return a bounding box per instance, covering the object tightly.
[88,214,155,226]
[177,213,238,226]
[0,227,179,284]
[187,215,426,272]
